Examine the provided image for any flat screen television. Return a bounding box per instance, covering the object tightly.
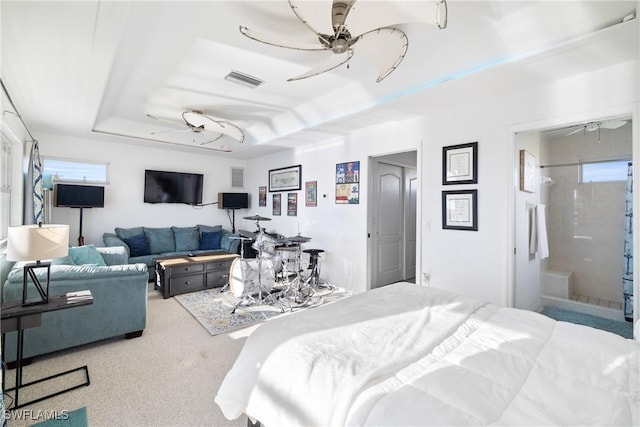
[55,184,105,208]
[144,169,203,205]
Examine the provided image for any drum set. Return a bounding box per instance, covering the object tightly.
[228,214,331,312]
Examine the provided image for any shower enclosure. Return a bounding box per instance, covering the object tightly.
[515,118,632,321]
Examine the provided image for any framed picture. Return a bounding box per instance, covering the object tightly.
[272,194,281,216]
[258,186,267,207]
[336,183,359,204]
[287,193,298,216]
[305,181,317,207]
[442,190,478,231]
[519,149,536,193]
[336,161,360,184]
[443,142,478,185]
[269,165,302,192]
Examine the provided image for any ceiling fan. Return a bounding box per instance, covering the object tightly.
[240,0,448,82]
[146,110,245,146]
[565,119,628,136]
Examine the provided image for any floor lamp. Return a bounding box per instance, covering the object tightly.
[7,224,69,306]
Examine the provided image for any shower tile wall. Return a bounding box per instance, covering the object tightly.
[541,125,632,304]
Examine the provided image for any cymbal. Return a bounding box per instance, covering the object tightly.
[243,214,272,221]
[285,235,311,243]
[238,229,257,239]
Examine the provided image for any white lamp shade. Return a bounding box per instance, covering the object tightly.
[7,224,69,262]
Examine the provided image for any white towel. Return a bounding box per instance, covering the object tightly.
[536,204,549,259]
[529,205,537,256]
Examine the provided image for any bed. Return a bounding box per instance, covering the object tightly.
[215,282,639,426]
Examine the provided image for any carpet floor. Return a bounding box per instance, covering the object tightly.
[540,306,634,338]
[175,285,350,336]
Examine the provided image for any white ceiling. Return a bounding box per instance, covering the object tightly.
[1,1,638,159]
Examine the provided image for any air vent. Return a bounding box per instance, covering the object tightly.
[231,167,245,188]
[224,70,264,88]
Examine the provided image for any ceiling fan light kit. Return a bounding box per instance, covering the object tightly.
[240,0,448,82]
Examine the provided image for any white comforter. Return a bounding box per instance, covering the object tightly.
[215,283,639,426]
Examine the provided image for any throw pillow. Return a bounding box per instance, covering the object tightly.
[198,224,222,237]
[123,234,151,257]
[97,246,129,266]
[144,227,175,254]
[68,244,107,266]
[172,226,200,251]
[199,231,222,250]
[50,255,75,265]
[115,226,144,241]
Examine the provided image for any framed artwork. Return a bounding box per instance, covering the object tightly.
[287,193,298,216]
[336,183,359,204]
[269,165,302,192]
[443,142,478,185]
[305,181,317,207]
[519,149,536,193]
[442,190,478,231]
[336,161,359,184]
[258,186,267,207]
[272,194,281,216]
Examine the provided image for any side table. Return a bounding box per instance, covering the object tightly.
[1,291,94,409]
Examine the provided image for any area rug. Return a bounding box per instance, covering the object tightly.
[540,306,633,339]
[32,406,87,427]
[175,286,350,336]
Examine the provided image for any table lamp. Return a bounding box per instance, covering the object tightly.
[7,224,69,306]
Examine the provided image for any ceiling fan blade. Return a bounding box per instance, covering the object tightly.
[216,122,245,143]
[600,119,628,130]
[146,113,184,128]
[199,134,224,145]
[239,26,327,51]
[331,0,356,33]
[150,128,192,135]
[347,0,447,36]
[288,0,335,36]
[566,127,584,136]
[355,27,408,82]
[287,50,353,81]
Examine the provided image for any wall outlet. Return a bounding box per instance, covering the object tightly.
[422,273,430,285]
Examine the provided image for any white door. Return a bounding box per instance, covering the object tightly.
[374,162,404,287]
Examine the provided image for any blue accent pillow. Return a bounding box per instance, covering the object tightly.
[199,231,222,250]
[68,244,107,266]
[172,226,200,251]
[198,224,222,237]
[123,234,151,257]
[144,227,175,254]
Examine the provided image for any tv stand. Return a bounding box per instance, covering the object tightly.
[75,207,90,246]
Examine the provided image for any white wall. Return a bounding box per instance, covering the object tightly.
[34,132,247,246]
[244,117,423,294]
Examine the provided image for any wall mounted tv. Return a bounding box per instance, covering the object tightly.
[55,184,105,208]
[144,169,203,205]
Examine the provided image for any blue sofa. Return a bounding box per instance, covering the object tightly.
[103,224,241,280]
[2,245,148,362]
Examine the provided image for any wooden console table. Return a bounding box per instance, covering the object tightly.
[1,291,93,409]
[154,252,239,298]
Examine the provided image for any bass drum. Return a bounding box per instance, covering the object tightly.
[229,258,275,298]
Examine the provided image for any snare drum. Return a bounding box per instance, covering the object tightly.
[229,258,275,298]
[252,232,278,257]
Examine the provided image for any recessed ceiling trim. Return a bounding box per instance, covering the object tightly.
[224,70,264,88]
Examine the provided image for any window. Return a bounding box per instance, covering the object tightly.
[581,160,630,183]
[43,157,109,184]
[0,135,11,246]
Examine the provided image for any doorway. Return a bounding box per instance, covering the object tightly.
[368,151,418,289]
[513,116,633,322]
